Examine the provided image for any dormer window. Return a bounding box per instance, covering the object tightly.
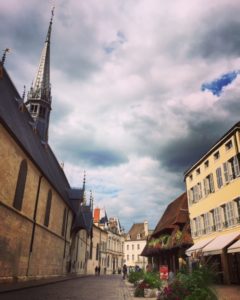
[225,140,233,151]
[196,168,200,175]
[213,151,220,160]
[127,234,131,240]
[204,160,209,168]
[137,233,141,240]
[189,174,193,181]
[30,104,38,113]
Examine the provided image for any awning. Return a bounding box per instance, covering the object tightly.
[202,232,240,256]
[186,237,214,256]
[227,239,240,253]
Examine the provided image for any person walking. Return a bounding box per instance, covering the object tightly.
[122,264,127,280]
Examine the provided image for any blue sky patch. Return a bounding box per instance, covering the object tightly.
[201,70,240,96]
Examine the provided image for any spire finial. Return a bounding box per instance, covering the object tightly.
[1,48,10,66]
[90,190,94,211]
[22,85,26,101]
[83,170,86,191]
[46,6,55,42]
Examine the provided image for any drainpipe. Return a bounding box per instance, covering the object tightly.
[26,174,43,276]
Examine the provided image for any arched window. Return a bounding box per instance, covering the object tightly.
[44,189,52,227]
[13,159,28,210]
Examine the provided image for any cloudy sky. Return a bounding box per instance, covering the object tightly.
[1,0,240,231]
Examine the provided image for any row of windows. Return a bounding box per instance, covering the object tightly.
[126,254,146,262]
[126,244,141,251]
[13,159,67,237]
[191,198,240,237]
[189,139,234,180]
[188,154,240,205]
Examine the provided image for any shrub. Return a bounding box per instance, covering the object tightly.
[159,265,217,300]
[134,286,145,297]
[143,271,162,289]
[128,270,144,285]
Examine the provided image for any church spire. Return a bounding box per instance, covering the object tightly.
[26,7,55,142]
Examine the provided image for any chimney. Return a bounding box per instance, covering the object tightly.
[144,220,148,237]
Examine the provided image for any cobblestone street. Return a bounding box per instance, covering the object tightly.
[0,275,131,300]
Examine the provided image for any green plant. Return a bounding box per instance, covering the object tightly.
[128,270,144,284]
[143,271,162,289]
[159,265,217,300]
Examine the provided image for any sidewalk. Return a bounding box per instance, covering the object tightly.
[0,274,89,294]
[214,284,240,300]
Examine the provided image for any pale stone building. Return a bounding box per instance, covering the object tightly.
[185,122,240,284]
[124,221,149,269]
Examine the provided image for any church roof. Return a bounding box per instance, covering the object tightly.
[0,66,73,210]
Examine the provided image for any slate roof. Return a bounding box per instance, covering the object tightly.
[127,223,148,240]
[71,205,93,235]
[0,66,73,209]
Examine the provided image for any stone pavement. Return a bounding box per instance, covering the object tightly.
[1,275,240,299]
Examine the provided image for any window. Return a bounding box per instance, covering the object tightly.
[13,159,28,211]
[225,140,233,151]
[189,174,193,181]
[39,106,46,118]
[225,202,236,227]
[44,189,52,227]
[204,160,209,168]
[195,216,203,236]
[213,151,220,160]
[132,254,134,261]
[132,245,134,250]
[196,168,201,175]
[127,245,129,250]
[204,212,212,234]
[203,173,214,196]
[223,155,240,183]
[61,208,67,236]
[214,207,222,231]
[96,243,99,260]
[216,167,223,189]
[30,104,38,113]
[190,220,196,237]
[234,198,240,221]
[137,233,141,239]
[127,255,129,261]
[137,244,140,250]
[197,182,202,199]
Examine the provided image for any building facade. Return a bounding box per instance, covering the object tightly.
[185,122,240,284]
[124,221,149,269]
[0,9,92,282]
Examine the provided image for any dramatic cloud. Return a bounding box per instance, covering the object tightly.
[1,0,240,230]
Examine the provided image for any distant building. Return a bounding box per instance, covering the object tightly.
[93,208,124,274]
[185,122,240,284]
[124,221,150,269]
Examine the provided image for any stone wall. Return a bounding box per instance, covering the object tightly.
[0,124,73,282]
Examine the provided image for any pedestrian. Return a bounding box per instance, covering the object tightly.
[95,266,98,276]
[98,266,101,276]
[122,264,127,279]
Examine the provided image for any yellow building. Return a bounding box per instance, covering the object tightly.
[185,122,240,284]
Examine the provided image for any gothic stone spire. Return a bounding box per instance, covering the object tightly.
[26,7,54,142]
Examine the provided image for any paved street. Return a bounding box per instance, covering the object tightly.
[0,275,131,300]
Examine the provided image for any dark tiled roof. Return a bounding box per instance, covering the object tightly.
[0,67,72,209]
[68,188,84,212]
[127,223,148,240]
[71,205,93,235]
[152,192,188,236]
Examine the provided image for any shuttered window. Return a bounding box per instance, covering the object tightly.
[13,159,28,210]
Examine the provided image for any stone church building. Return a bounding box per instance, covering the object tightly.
[0,9,92,282]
